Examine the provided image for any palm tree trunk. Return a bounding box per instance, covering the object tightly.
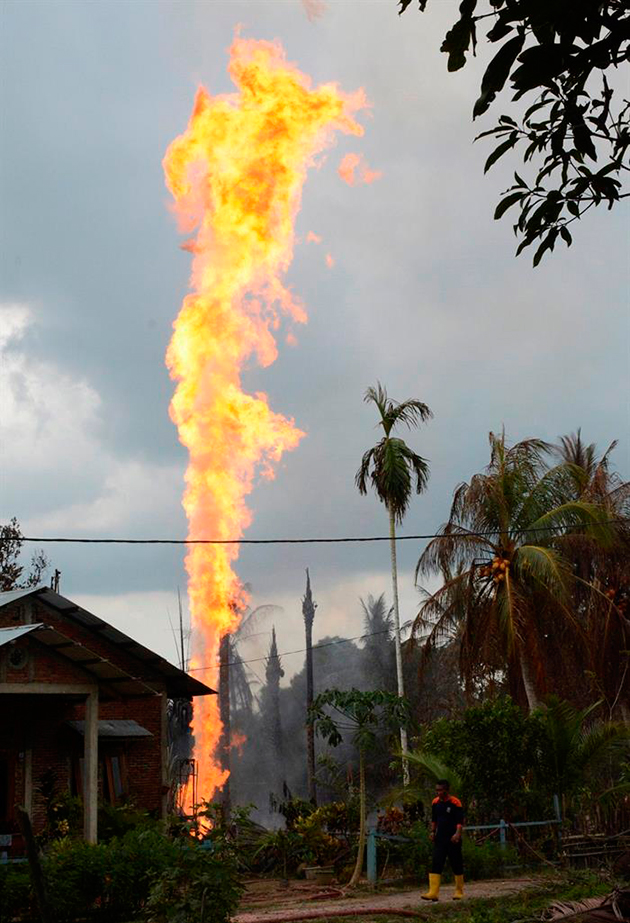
[348,747,366,887]
[389,506,409,785]
[519,646,540,713]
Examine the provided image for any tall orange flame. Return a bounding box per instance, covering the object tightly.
[163,35,368,803]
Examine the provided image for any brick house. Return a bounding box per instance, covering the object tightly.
[0,586,214,853]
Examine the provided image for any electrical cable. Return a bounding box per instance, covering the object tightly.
[189,626,413,672]
[8,518,624,545]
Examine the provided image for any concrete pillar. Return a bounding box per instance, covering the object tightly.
[84,690,99,843]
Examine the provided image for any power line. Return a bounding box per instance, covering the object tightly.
[9,519,624,545]
[188,626,396,672]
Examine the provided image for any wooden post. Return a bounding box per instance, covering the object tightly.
[15,805,52,923]
[84,689,99,843]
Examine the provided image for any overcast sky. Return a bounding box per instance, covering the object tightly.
[1,0,628,680]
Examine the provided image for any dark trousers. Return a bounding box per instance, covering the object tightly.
[432,838,463,875]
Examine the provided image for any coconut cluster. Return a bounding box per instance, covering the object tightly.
[479,556,510,583]
[605,586,628,614]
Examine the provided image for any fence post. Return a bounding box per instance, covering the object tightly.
[499,819,507,850]
[553,794,562,825]
[367,828,377,885]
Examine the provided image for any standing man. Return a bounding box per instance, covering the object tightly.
[421,779,464,902]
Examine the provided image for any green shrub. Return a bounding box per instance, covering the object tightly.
[400,821,433,879]
[44,827,183,921]
[44,839,109,921]
[396,826,519,883]
[0,827,238,923]
[145,841,242,923]
[462,838,519,880]
[97,802,153,842]
[0,862,34,922]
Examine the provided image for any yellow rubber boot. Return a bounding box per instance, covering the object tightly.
[421,873,441,901]
[453,875,464,900]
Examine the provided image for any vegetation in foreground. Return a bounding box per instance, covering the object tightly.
[299,870,615,922]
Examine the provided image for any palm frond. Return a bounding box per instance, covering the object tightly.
[405,750,464,794]
[386,398,433,432]
[546,895,606,920]
[363,382,389,422]
[355,446,376,496]
[495,569,522,655]
[528,500,617,544]
[514,545,570,598]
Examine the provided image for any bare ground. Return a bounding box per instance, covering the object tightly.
[235,876,542,922]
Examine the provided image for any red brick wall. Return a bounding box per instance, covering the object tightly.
[0,599,167,831]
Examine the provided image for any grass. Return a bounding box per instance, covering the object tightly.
[299,870,613,923]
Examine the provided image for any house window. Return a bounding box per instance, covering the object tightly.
[103,755,128,806]
[72,754,128,805]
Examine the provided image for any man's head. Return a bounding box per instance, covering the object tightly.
[435,779,450,802]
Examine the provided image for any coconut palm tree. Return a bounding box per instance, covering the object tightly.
[356,383,433,776]
[413,432,616,712]
[551,432,630,717]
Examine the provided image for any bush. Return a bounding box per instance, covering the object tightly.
[145,841,242,923]
[0,862,34,922]
[97,801,153,842]
[395,826,519,883]
[462,839,519,880]
[422,696,547,821]
[0,827,240,923]
[43,827,181,921]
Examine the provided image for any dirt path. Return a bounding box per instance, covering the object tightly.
[235,876,541,922]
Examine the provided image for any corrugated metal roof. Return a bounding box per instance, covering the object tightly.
[0,587,214,698]
[0,587,46,606]
[67,719,152,738]
[0,623,44,647]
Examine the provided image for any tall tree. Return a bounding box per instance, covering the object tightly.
[302,569,318,804]
[413,431,618,712]
[356,383,433,778]
[0,518,50,591]
[551,432,630,717]
[399,1,630,264]
[262,627,285,797]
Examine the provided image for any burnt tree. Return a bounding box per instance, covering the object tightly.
[302,568,318,804]
[263,627,285,797]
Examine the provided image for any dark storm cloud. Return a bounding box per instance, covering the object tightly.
[1,0,627,664]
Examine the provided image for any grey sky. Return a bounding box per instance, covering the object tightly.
[1,0,628,677]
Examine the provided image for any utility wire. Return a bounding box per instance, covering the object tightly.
[9,518,624,545]
[189,626,410,672]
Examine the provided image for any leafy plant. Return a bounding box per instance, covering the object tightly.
[420,696,545,819]
[400,1,630,263]
[534,695,630,810]
[145,840,242,923]
[310,687,411,886]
